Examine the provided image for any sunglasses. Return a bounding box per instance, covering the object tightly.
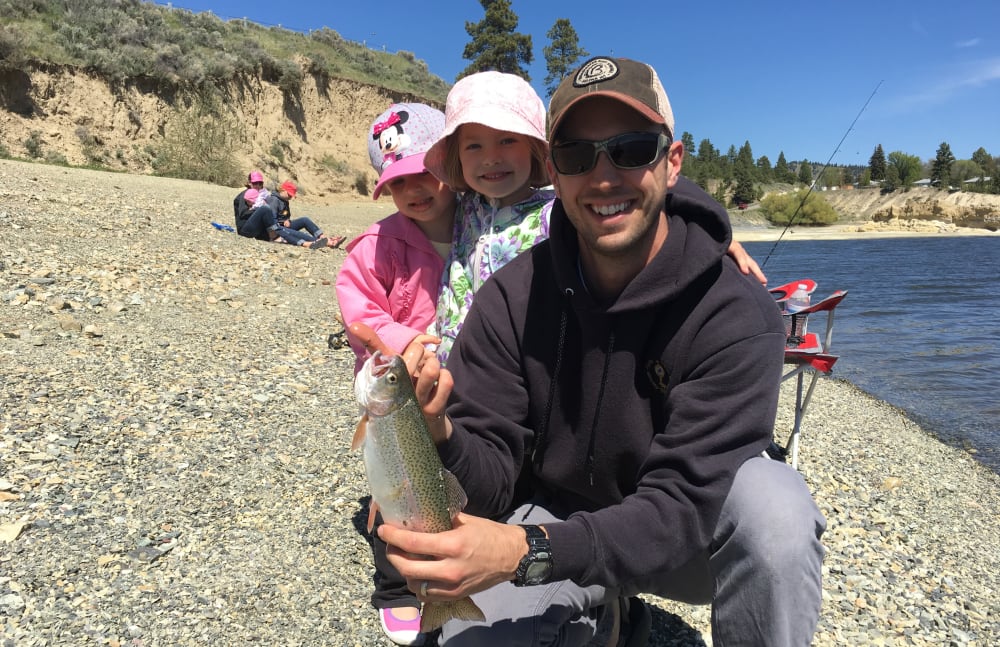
[550,132,672,176]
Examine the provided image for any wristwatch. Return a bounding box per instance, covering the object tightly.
[513,525,553,587]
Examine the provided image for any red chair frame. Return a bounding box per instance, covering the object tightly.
[769,280,848,469]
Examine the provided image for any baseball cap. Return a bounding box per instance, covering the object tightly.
[547,56,675,142]
[368,103,446,200]
[279,180,297,197]
[424,71,546,188]
[244,188,259,203]
[248,171,264,183]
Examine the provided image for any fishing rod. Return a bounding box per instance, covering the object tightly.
[760,80,883,268]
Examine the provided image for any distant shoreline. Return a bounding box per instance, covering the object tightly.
[732,222,999,242]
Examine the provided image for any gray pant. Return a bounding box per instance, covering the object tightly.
[439,457,826,646]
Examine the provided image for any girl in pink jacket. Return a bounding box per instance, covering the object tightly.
[336,103,456,376]
[334,103,456,646]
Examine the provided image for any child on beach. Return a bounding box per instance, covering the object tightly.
[422,71,556,365]
[335,103,456,646]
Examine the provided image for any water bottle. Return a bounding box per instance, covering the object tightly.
[785,284,811,338]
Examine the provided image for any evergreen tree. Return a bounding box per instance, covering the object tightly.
[542,18,588,97]
[869,144,886,181]
[797,161,813,186]
[775,152,795,183]
[680,131,696,156]
[756,155,772,182]
[697,139,718,177]
[971,147,995,179]
[929,142,955,187]
[460,0,533,81]
[732,164,755,206]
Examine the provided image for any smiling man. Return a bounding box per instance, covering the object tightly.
[378,56,826,646]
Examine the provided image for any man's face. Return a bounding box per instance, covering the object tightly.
[251,181,264,191]
[548,96,683,264]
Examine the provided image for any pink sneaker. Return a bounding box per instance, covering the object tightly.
[378,607,426,646]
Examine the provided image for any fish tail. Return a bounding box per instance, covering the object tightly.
[419,596,486,633]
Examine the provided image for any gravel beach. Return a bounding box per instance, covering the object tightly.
[2,158,998,646]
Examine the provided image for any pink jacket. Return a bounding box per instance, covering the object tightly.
[335,212,445,375]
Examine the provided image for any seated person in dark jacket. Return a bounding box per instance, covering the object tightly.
[234,170,267,225]
[371,56,825,647]
[235,188,283,242]
[267,181,346,248]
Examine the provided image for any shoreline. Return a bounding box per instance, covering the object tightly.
[731,222,1000,242]
[2,158,999,645]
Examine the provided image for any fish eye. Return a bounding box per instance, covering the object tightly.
[387,374,397,384]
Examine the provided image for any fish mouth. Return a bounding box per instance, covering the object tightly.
[369,351,393,378]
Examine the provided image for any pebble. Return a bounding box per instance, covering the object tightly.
[1,158,998,646]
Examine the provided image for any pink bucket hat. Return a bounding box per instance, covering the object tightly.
[368,103,446,200]
[244,188,260,203]
[424,71,546,189]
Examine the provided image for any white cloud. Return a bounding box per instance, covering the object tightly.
[892,58,1000,111]
[955,38,982,48]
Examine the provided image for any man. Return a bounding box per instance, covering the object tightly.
[377,56,825,646]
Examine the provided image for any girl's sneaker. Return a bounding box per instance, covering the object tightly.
[378,607,426,646]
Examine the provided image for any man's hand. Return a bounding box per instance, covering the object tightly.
[379,513,528,602]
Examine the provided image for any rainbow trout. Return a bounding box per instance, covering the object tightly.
[352,351,485,632]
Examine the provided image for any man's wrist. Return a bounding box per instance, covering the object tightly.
[513,524,553,586]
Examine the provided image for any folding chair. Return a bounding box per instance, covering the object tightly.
[769,280,848,469]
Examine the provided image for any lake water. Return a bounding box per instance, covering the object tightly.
[743,236,1000,474]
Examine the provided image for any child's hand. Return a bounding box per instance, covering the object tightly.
[349,323,451,442]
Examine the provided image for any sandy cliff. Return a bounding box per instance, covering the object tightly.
[0,63,430,202]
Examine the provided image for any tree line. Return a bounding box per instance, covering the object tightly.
[460,0,1000,207]
[2,0,997,206]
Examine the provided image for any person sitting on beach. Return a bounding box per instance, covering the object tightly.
[234,170,269,224]
[266,181,346,249]
[236,188,285,243]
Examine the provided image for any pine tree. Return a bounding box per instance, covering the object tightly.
[775,152,795,184]
[732,164,755,206]
[869,144,886,181]
[756,155,772,183]
[542,18,588,97]
[929,142,955,187]
[798,161,813,186]
[971,147,995,180]
[460,0,533,81]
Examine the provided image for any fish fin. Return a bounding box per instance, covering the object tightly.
[350,415,368,451]
[441,469,468,520]
[366,500,380,534]
[420,597,485,633]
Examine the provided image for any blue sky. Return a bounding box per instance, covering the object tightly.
[157,0,999,166]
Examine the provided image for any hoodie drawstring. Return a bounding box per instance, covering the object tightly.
[585,330,614,486]
[533,291,569,473]
[533,290,615,487]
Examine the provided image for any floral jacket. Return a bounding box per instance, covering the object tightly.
[434,188,555,364]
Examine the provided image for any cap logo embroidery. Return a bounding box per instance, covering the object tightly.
[574,58,619,87]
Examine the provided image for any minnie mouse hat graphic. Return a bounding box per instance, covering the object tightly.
[368,103,446,200]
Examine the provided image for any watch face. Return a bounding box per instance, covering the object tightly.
[525,559,552,583]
